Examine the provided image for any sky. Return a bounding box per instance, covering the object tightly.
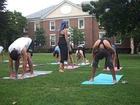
[6,0,97,16]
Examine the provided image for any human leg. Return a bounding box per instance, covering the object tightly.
[89,53,99,81]
[27,53,34,77]
[1,50,4,61]
[107,55,117,83]
[59,45,65,72]
[26,41,34,77]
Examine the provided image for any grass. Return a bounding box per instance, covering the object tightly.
[0,53,140,105]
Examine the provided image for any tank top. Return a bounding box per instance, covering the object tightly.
[58,34,67,45]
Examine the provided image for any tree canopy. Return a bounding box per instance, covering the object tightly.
[0,11,27,49]
[82,0,140,38]
[34,27,46,48]
[68,26,85,47]
[0,0,8,36]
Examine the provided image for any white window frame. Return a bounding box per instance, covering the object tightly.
[34,22,40,31]
[78,19,84,29]
[50,21,55,31]
[79,32,85,45]
[64,19,70,29]
[23,24,28,32]
[99,32,106,38]
[50,34,56,47]
[115,36,122,44]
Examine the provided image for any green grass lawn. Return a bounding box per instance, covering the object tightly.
[0,53,140,105]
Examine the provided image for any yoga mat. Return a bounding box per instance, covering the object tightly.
[2,60,22,63]
[19,64,45,68]
[2,60,9,62]
[103,67,123,71]
[64,66,80,69]
[81,73,123,85]
[49,62,67,65]
[78,62,90,66]
[2,70,53,79]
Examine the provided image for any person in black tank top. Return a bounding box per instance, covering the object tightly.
[75,44,86,65]
[58,20,69,72]
[89,38,117,83]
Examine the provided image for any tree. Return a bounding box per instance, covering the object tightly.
[82,0,140,53]
[68,26,85,48]
[0,0,9,41]
[1,11,27,49]
[34,27,46,48]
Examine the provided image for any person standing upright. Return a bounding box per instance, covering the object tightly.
[58,20,69,72]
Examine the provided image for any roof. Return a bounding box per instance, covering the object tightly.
[26,5,57,19]
[26,0,90,19]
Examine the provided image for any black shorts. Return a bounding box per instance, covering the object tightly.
[53,50,59,58]
[27,40,34,56]
[92,49,113,69]
[69,51,72,55]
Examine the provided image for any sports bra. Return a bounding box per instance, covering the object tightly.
[98,38,111,49]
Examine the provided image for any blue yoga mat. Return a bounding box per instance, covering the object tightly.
[82,73,123,85]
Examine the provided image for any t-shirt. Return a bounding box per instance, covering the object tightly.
[0,46,4,54]
[8,37,32,54]
[54,46,60,52]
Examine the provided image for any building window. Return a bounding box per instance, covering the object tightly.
[34,22,40,31]
[23,24,28,32]
[79,32,85,45]
[50,21,55,31]
[64,19,70,29]
[50,34,56,46]
[78,19,84,29]
[99,32,106,38]
[115,36,122,44]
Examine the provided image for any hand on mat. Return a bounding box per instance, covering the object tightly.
[9,72,18,79]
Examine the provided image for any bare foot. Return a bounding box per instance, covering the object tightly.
[20,75,25,79]
[89,78,94,82]
[9,74,16,79]
[59,68,64,72]
[113,80,117,84]
[30,74,34,77]
[9,75,14,79]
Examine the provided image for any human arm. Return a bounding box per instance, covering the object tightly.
[75,50,78,65]
[8,51,14,78]
[20,47,27,79]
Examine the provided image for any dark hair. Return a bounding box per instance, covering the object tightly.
[77,53,81,59]
[10,50,19,60]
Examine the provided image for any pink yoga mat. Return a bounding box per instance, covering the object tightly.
[103,67,123,71]
[64,66,80,69]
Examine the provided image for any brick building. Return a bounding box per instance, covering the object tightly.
[25,0,132,53]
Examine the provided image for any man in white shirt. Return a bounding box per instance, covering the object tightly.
[0,46,4,61]
[8,37,34,79]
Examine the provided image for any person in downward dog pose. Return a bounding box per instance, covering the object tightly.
[53,45,60,63]
[89,38,117,83]
[75,44,86,65]
[8,36,34,79]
